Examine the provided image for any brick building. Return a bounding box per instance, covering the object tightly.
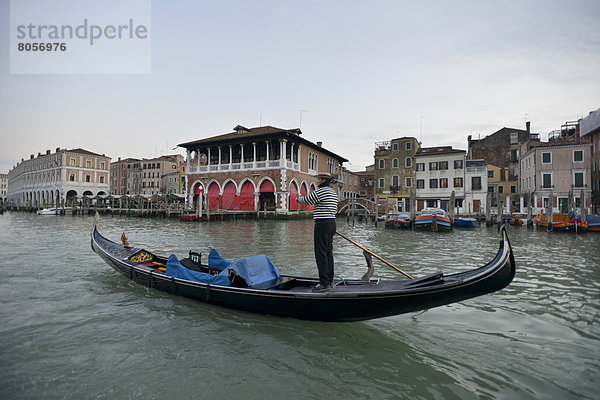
[178,125,348,214]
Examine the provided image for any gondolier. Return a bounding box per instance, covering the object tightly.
[297,172,339,291]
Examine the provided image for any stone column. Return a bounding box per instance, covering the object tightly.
[252,142,257,169]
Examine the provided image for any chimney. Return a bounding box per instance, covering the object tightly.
[38,153,41,157]
[30,154,34,159]
[46,150,51,155]
[56,147,60,152]
[316,141,322,147]
[526,121,531,134]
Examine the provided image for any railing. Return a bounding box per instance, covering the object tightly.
[466,166,487,173]
[185,159,298,174]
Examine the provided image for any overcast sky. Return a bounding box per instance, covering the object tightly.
[1,0,599,173]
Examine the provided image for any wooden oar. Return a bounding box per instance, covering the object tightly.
[335,232,414,280]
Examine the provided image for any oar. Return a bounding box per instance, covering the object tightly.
[335,232,414,280]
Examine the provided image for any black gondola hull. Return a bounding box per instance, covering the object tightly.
[91,226,515,321]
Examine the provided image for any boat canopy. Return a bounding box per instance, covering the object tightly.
[209,249,281,289]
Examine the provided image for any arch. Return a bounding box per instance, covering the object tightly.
[97,191,106,196]
[392,175,399,187]
[221,178,238,195]
[207,182,220,209]
[221,181,238,210]
[288,181,299,211]
[299,182,310,211]
[258,178,276,211]
[238,181,255,211]
[83,190,93,196]
[55,190,60,206]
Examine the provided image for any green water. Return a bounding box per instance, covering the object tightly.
[0,212,598,399]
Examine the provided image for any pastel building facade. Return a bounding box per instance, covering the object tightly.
[7,148,110,207]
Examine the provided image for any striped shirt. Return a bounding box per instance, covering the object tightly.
[297,184,338,220]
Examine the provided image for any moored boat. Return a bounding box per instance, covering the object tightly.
[179,214,197,221]
[384,213,411,229]
[585,214,600,232]
[454,217,477,228]
[91,225,516,322]
[534,213,588,232]
[414,208,452,231]
[37,208,57,215]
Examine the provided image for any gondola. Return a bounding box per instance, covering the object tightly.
[91,225,516,322]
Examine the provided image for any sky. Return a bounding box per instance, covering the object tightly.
[1,0,599,173]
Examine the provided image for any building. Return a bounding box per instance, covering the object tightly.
[6,148,110,207]
[139,154,184,195]
[178,125,348,213]
[0,173,8,205]
[415,146,487,214]
[373,137,420,213]
[110,157,140,195]
[487,164,518,211]
[468,126,532,181]
[579,108,600,213]
[355,165,375,200]
[519,142,592,213]
[338,167,361,201]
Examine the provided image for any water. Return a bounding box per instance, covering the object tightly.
[0,212,598,399]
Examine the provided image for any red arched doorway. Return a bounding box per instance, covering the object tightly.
[289,182,299,211]
[239,181,255,211]
[258,180,275,211]
[221,182,238,210]
[207,183,220,209]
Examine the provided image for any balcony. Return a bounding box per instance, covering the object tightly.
[187,159,295,174]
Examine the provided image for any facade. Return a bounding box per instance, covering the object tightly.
[7,148,110,207]
[415,146,487,214]
[162,171,180,195]
[374,137,420,213]
[179,125,348,213]
[0,173,7,204]
[139,154,184,195]
[338,167,361,201]
[110,157,139,195]
[487,164,518,211]
[519,142,592,213]
[579,108,600,213]
[468,126,531,181]
[355,165,375,200]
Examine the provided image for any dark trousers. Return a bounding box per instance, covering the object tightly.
[314,219,336,286]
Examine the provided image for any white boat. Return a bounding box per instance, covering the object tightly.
[37,208,57,215]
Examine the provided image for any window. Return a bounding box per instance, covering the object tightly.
[454,159,463,169]
[439,178,448,188]
[393,143,398,151]
[70,158,76,166]
[498,186,504,193]
[542,172,552,188]
[393,158,399,168]
[429,179,438,188]
[488,185,494,193]
[511,185,516,193]
[574,172,584,188]
[378,178,384,189]
[85,174,91,183]
[542,152,551,164]
[488,170,494,178]
[86,160,91,168]
[573,150,584,162]
[406,177,412,188]
[99,176,105,184]
[69,173,75,181]
[405,157,412,168]
[379,159,385,169]
[438,161,448,170]
[100,162,105,169]
[406,142,412,151]
[454,177,463,188]
[416,179,425,189]
[472,176,482,190]
[415,163,425,171]
[429,162,438,171]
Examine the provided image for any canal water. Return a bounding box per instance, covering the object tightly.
[0,212,598,399]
